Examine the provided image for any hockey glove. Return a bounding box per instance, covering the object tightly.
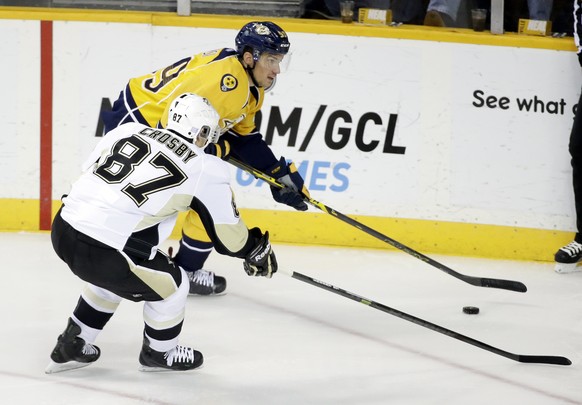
[243,228,278,278]
[204,138,231,160]
[267,157,309,211]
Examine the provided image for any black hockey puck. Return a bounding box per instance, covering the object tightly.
[462,306,479,315]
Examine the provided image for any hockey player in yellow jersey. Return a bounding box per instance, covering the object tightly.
[124,48,262,139]
[102,21,309,296]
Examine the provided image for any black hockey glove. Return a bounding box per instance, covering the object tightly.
[266,157,309,211]
[243,228,278,278]
[204,138,231,160]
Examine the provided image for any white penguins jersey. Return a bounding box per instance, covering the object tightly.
[61,122,247,260]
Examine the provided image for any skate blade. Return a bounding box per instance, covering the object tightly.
[554,262,582,274]
[45,360,93,374]
[188,291,227,297]
[138,364,203,372]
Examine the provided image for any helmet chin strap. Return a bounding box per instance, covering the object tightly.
[242,53,276,91]
[245,62,261,88]
[244,61,276,92]
[239,52,261,87]
[167,128,194,144]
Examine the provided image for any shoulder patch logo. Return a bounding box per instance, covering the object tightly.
[220,74,238,92]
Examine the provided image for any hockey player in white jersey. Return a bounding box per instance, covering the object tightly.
[46,93,277,373]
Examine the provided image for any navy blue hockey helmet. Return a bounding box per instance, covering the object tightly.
[235,21,290,62]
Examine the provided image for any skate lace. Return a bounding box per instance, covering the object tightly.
[189,270,214,287]
[561,241,582,256]
[82,344,99,356]
[164,345,195,366]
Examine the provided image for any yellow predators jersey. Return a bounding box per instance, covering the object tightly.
[127,48,263,136]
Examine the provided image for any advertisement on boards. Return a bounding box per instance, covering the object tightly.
[0,20,580,233]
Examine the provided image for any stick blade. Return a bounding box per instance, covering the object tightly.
[480,278,527,293]
[517,355,572,366]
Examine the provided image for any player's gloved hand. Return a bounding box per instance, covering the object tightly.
[243,228,278,278]
[204,138,231,160]
[266,157,309,211]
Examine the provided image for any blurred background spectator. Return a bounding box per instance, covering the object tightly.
[304,0,572,34]
[0,0,574,35]
[528,0,553,20]
[312,0,390,19]
[423,0,461,27]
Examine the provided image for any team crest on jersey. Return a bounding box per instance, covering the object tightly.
[220,74,238,92]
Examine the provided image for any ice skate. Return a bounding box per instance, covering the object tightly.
[45,318,100,374]
[554,241,582,274]
[138,336,203,372]
[187,269,227,295]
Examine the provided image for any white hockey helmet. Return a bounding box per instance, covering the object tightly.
[166,93,221,148]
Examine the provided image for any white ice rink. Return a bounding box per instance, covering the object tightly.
[1,232,581,405]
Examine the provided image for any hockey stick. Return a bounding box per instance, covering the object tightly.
[228,157,527,293]
[279,268,571,366]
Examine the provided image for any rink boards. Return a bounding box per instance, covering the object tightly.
[0,7,579,261]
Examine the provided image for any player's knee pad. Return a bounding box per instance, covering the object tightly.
[80,284,122,314]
